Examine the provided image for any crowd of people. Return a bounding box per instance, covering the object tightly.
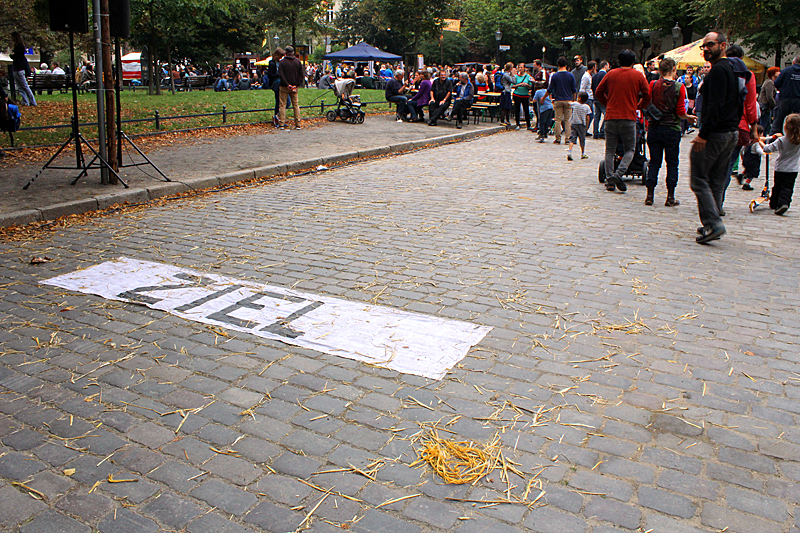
[377,38,799,244]
[5,29,799,241]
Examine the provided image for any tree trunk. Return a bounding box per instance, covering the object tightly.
[682,23,694,46]
[154,43,161,95]
[167,47,175,95]
[583,35,591,62]
[291,12,296,47]
[100,0,117,175]
[147,42,154,96]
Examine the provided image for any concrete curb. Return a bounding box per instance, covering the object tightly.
[0,125,506,229]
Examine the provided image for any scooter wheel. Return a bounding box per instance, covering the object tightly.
[598,161,606,183]
[326,110,337,122]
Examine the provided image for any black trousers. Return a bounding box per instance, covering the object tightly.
[452,100,471,123]
[428,100,451,124]
[513,95,531,128]
[771,171,798,209]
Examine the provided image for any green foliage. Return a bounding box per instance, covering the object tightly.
[461,0,539,63]
[418,32,470,65]
[257,0,325,46]
[334,0,447,55]
[692,0,800,64]
[526,0,649,58]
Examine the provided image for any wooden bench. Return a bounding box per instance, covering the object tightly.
[28,74,70,95]
[182,75,214,91]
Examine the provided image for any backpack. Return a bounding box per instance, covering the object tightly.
[0,100,21,133]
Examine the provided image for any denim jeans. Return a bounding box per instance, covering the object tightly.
[388,95,412,120]
[690,130,738,230]
[12,70,36,106]
[604,119,637,180]
[538,108,553,137]
[646,126,682,190]
[593,101,606,137]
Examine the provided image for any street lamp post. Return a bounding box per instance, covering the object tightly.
[542,46,546,60]
[274,34,280,53]
[495,30,502,65]
[671,23,681,48]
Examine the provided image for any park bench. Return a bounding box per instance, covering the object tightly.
[28,73,70,95]
[182,75,214,91]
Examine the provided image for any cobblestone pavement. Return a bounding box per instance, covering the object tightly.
[0,114,499,215]
[1,129,800,533]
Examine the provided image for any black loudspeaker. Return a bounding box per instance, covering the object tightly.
[109,0,131,38]
[49,0,90,34]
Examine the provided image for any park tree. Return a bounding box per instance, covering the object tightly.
[461,0,539,64]
[527,0,648,60]
[0,0,75,63]
[130,0,252,94]
[692,0,800,66]
[647,0,711,47]
[334,0,446,55]
[257,0,325,48]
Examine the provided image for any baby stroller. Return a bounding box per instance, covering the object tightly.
[326,79,365,124]
[598,116,648,185]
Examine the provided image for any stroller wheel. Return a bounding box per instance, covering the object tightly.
[598,161,606,183]
[326,110,337,122]
[356,114,365,124]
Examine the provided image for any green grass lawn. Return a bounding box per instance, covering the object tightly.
[3,87,392,148]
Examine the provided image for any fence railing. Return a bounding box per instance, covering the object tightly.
[16,100,389,134]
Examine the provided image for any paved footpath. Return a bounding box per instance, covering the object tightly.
[1,128,800,533]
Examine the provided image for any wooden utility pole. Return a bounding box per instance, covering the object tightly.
[100,0,118,175]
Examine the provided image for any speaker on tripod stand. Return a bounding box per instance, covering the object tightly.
[108,0,170,182]
[25,0,127,190]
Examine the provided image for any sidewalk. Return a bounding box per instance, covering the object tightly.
[0,115,505,226]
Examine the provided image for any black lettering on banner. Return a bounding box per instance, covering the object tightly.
[261,301,324,338]
[176,284,244,312]
[119,273,215,305]
[207,291,323,338]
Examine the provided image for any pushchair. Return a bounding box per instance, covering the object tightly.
[598,116,648,185]
[326,79,365,124]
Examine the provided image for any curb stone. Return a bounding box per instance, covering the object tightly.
[0,125,505,229]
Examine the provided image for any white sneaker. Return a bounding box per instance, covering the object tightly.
[397,118,404,123]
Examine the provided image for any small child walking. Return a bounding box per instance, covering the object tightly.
[761,113,800,215]
[567,92,591,161]
[738,124,765,191]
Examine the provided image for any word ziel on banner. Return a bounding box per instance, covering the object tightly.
[42,257,492,380]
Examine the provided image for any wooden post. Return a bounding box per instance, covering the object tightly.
[100,0,118,176]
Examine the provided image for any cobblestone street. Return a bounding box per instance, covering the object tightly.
[1,128,799,533]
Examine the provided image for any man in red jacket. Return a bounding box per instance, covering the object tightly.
[595,49,651,192]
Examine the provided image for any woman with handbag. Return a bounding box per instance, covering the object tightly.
[10,32,36,107]
[644,58,696,206]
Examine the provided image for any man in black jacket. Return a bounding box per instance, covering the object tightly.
[428,69,453,126]
[690,31,742,244]
[278,46,305,130]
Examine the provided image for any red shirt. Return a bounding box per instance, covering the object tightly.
[595,67,651,121]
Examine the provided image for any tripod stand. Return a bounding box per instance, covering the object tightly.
[112,38,170,182]
[23,31,125,190]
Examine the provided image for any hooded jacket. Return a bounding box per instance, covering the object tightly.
[774,63,800,100]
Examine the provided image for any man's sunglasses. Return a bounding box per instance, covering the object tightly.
[700,41,720,49]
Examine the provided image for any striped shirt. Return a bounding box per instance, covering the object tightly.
[570,102,591,125]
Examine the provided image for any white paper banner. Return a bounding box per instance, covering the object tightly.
[42,258,491,380]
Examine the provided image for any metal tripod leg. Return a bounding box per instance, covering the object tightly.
[119,131,171,182]
[23,134,80,190]
[77,133,128,188]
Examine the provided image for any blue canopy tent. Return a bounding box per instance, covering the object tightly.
[323,42,402,62]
